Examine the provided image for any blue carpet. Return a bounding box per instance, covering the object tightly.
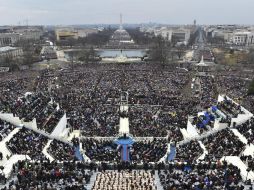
[168,145,176,161]
[115,138,134,162]
[74,146,84,161]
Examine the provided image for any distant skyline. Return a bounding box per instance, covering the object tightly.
[0,0,254,25]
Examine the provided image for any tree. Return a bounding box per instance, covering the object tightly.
[248,49,254,64]
[126,28,157,45]
[68,51,79,69]
[3,56,13,65]
[78,47,98,64]
[175,44,186,60]
[78,49,89,63]
[188,29,199,46]
[149,35,171,66]
[207,36,225,46]
[248,79,254,95]
[88,47,97,63]
[84,28,115,46]
[0,56,19,71]
[15,38,42,66]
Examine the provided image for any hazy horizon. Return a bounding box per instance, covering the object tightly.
[0,0,254,25]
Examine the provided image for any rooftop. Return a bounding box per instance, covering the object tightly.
[0,46,18,52]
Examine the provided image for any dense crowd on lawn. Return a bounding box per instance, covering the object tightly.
[159,162,244,190]
[215,73,254,114]
[216,75,250,100]
[242,96,254,114]
[1,64,252,139]
[198,75,217,109]
[37,66,197,138]
[129,104,191,138]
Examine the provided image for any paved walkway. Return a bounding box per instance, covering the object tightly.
[119,105,129,135]
[119,117,129,135]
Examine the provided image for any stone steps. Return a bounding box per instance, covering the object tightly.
[154,171,164,190]
[85,171,98,190]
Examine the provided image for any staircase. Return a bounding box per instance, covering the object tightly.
[85,171,98,190]
[154,171,164,190]
[74,146,84,161]
[167,145,176,161]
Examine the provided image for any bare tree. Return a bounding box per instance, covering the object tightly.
[175,44,186,60]
[248,49,254,64]
[149,36,171,67]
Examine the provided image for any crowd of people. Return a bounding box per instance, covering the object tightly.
[2,160,93,190]
[202,129,246,159]
[80,138,168,163]
[6,127,48,160]
[92,170,156,190]
[0,119,15,142]
[130,139,168,163]
[215,72,254,114]
[198,75,217,109]
[3,65,248,140]
[191,112,216,133]
[217,97,243,119]
[240,155,254,173]
[0,64,253,188]
[235,118,254,145]
[159,162,244,190]
[82,139,120,162]
[129,105,187,138]
[0,89,64,134]
[37,67,197,138]
[48,140,76,162]
[40,109,65,134]
[176,140,203,163]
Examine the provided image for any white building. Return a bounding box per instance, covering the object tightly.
[0,46,23,61]
[232,31,254,45]
[0,33,20,47]
[171,29,191,44]
[153,27,191,44]
[204,26,254,45]
[77,28,98,38]
[14,27,44,41]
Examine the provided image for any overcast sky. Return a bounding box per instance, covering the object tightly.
[0,0,254,25]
